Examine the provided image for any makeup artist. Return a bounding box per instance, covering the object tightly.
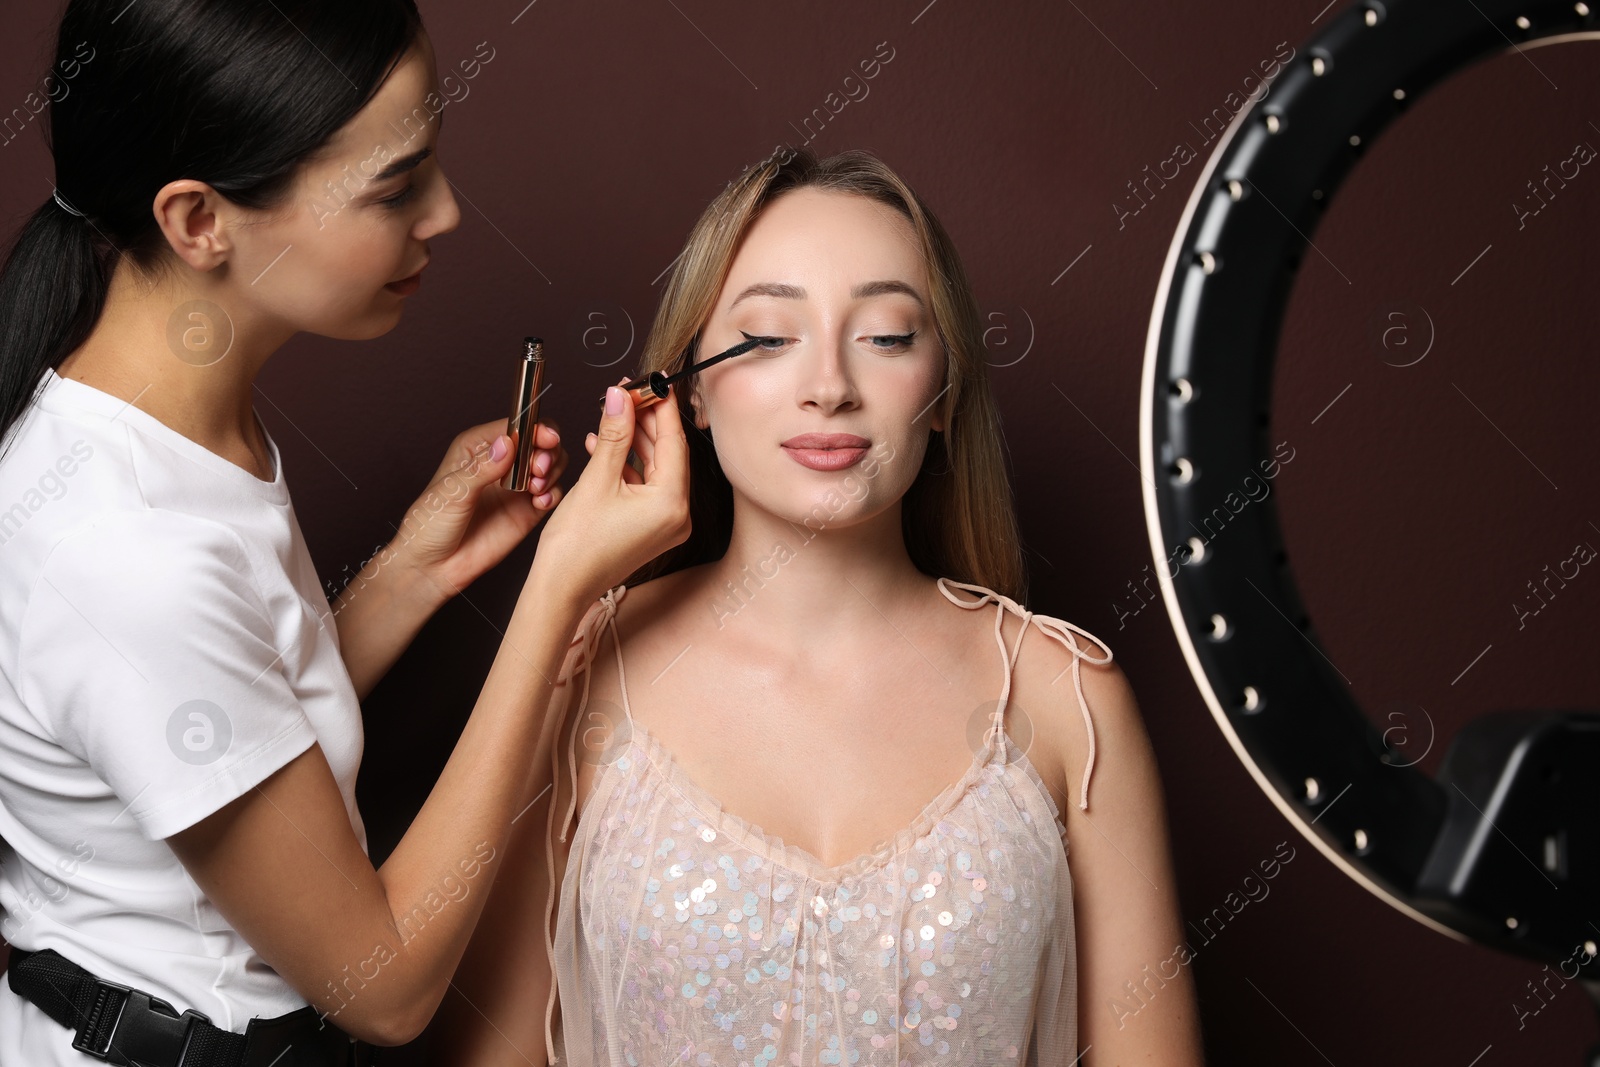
[0,2,690,1065]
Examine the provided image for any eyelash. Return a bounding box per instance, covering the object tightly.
[740,329,918,353]
[378,184,419,209]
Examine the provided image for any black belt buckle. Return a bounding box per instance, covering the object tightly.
[71,978,208,1066]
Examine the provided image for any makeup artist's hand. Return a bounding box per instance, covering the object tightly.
[390,419,569,597]
[531,375,691,605]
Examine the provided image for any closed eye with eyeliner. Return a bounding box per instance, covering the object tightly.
[737,327,919,353]
[727,277,926,364]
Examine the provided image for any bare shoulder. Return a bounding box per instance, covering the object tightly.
[993,599,1151,815]
[613,566,706,634]
[563,569,694,675]
[558,567,706,735]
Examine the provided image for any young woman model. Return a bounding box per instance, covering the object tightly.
[438,150,1205,1066]
[0,2,688,1064]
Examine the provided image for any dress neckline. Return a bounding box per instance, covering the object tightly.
[552,574,1113,882]
[603,713,1065,886]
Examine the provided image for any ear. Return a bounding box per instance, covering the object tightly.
[689,380,710,431]
[151,180,233,272]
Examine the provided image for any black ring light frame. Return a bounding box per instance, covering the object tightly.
[1140,0,1600,980]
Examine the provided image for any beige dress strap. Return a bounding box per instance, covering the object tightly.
[935,577,1113,811]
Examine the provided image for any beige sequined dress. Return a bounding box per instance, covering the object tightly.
[539,577,1113,1066]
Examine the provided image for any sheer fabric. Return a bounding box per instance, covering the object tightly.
[540,577,1113,1066]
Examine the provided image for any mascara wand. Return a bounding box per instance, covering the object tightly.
[600,335,771,412]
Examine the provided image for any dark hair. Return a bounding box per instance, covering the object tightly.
[0,0,423,461]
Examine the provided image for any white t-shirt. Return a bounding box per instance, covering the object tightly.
[0,367,367,1064]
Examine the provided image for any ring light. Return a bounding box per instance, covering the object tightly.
[1139,0,1600,979]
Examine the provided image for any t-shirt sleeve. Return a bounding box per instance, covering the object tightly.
[18,509,319,841]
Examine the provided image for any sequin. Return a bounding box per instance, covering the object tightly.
[549,576,1106,1067]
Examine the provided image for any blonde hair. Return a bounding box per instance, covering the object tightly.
[623,147,1027,602]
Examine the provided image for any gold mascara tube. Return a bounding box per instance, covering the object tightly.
[596,334,771,413]
[501,337,545,492]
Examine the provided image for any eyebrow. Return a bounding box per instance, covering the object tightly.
[727,279,925,309]
[373,146,432,183]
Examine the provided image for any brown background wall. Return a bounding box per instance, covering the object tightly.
[2,0,1596,1063]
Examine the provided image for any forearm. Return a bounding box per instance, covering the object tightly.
[366,562,591,1035]
[427,774,561,1067]
[330,544,451,701]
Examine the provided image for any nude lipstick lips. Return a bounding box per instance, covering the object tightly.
[781,432,870,471]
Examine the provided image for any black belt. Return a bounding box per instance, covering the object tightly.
[6,947,372,1066]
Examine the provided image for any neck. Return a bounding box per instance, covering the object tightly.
[705,496,929,649]
[54,260,292,476]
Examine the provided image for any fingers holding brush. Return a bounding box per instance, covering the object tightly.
[584,432,644,486]
[631,398,665,479]
[586,376,645,484]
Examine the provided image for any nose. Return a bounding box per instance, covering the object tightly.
[797,329,858,415]
[420,168,462,240]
